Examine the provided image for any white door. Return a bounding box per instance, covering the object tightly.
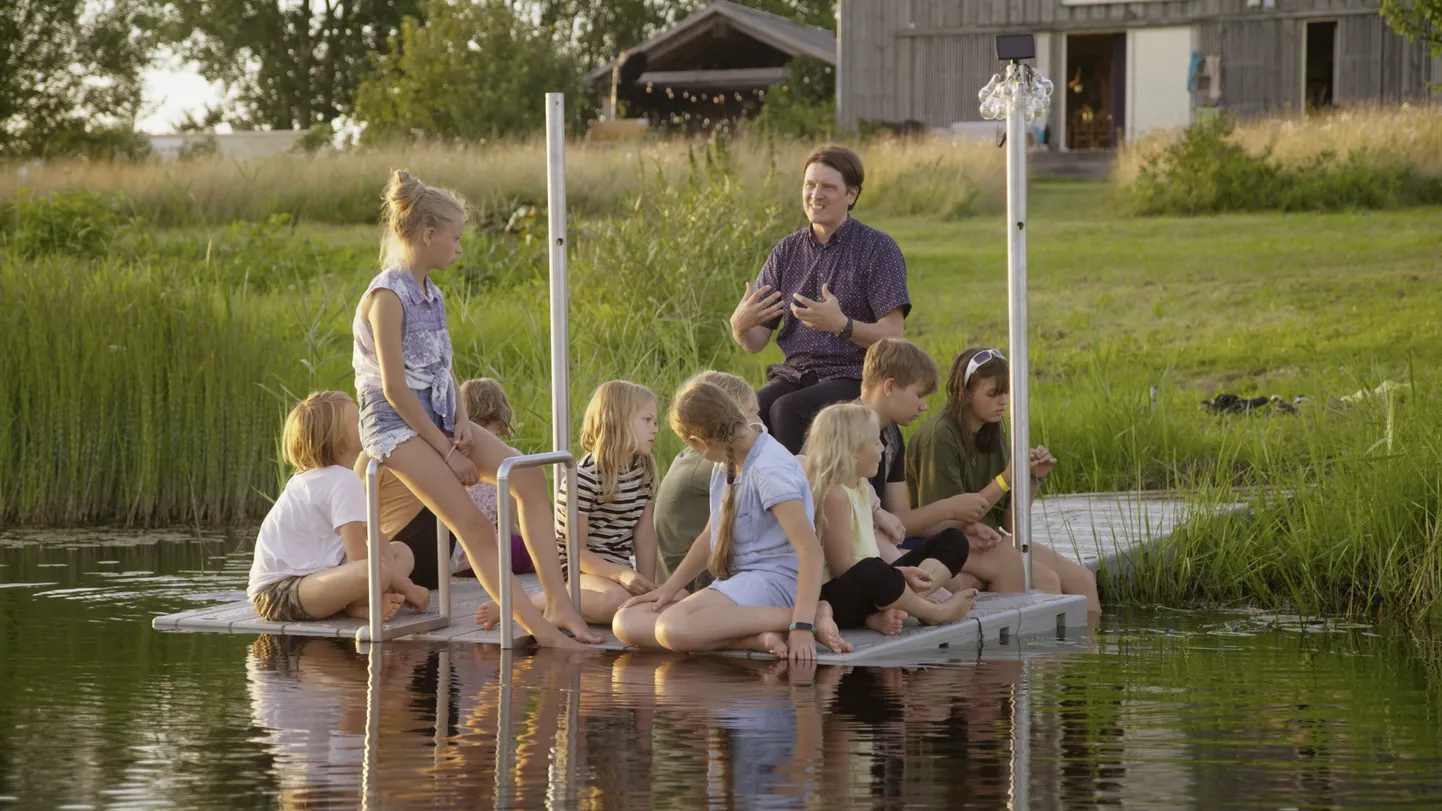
[1126,27,1194,142]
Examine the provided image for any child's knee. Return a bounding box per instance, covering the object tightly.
[1034,564,1062,594]
[388,541,416,574]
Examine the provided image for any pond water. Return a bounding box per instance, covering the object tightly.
[1,530,1440,810]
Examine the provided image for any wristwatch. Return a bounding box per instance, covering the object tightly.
[789,621,815,634]
[835,316,854,341]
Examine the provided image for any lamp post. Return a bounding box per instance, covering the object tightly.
[979,35,1053,591]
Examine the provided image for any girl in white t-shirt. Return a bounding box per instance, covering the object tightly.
[247,391,431,622]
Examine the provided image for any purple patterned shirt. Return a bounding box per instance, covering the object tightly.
[755,217,910,382]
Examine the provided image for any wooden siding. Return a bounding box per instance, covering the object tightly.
[839,0,1436,130]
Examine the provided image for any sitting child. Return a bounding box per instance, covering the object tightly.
[451,378,533,577]
[478,380,662,627]
[248,391,430,623]
[804,402,977,633]
[653,370,764,590]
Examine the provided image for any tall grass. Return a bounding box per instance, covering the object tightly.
[1114,105,1442,189]
[0,135,1004,227]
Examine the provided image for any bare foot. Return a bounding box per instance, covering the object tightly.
[926,587,953,604]
[814,601,853,654]
[545,602,605,645]
[865,608,908,635]
[921,588,979,626]
[533,628,590,650]
[402,581,431,612]
[742,631,789,658]
[346,592,405,621]
[475,600,501,629]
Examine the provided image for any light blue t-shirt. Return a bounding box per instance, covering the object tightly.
[708,432,813,580]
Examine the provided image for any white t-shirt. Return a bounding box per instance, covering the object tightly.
[247,465,368,598]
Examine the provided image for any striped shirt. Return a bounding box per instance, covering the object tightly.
[556,454,650,569]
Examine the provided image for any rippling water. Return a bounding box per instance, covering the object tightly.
[2,529,1441,810]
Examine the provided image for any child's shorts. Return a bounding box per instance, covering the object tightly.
[251,576,316,623]
[709,569,797,609]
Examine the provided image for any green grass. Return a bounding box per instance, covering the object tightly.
[4,178,1442,619]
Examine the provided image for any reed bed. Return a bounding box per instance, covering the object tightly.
[0,134,1005,227]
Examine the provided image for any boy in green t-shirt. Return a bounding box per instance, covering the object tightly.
[857,339,1032,596]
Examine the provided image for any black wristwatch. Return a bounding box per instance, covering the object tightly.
[789,621,815,634]
[835,316,854,341]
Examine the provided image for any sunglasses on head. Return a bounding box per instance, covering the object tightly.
[963,349,1007,388]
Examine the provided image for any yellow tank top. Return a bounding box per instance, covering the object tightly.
[823,484,883,582]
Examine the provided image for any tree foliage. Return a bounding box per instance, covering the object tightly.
[163,0,419,130]
[0,0,157,157]
[1381,1,1442,55]
[353,0,588,142]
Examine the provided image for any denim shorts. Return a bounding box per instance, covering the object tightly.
[359,386,446,460]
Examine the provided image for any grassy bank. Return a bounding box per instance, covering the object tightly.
[0,135,1004,227]
[3,174,1442,618]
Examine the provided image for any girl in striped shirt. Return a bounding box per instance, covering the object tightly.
[482,380,661,626]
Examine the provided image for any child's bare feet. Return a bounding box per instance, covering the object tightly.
[742,632,789,658]
[921,588,978,626]
[814,601,853,654]
[865,608,908,635]
[401,580,431,612]
[475,600,501,629]
[545,601,604,645]
[346,592,405,621]
[534,627,590,650]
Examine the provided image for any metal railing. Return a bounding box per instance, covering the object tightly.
[357,458,454,643]
[496,451,580,649]
[356,451,580,647]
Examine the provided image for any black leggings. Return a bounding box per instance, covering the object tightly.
[756,375,863,454]
[819,528,971,629]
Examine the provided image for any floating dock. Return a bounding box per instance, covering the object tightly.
[154,491,1215,663]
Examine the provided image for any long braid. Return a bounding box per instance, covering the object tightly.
[710,428,741,580]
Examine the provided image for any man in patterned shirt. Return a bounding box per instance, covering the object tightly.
[729,144,912,454]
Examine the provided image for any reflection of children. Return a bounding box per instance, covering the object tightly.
[247,391,428,623]
[453,378,533,576]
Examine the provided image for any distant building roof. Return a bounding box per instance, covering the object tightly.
[584,0,836,86]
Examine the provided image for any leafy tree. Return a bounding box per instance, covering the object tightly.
[163,0,420,130]
[754,56,835,138]
[354,0,587,142]
[1381,1,1442,56]
[0,0,158,157]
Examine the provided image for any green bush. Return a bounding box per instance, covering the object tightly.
[1125,116,1442,215]
[0,189,143,258]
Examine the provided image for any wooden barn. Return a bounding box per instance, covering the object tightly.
[586,0,837,133]
[838,0,1442,149]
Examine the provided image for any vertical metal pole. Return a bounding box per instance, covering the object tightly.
[497,470,514,650]
[565,463,580,608]
[437,522,451,622]
[1005,63,1034,592]
[546,93,581,613]
[365,458,385,642]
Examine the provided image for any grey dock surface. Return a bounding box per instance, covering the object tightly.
[154,491,1216,663]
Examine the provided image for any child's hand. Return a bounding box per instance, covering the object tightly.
[621,586,679,612]
[446,451,479,486]
[1029,446,1056,479]
[452,419,476,456]
[947,493,989,524]
[896,566,935,595]
[616,568,659,595]
[873,508,906,546]
[965,523,1003,551]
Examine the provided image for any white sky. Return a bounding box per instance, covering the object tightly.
[138,61,226,134]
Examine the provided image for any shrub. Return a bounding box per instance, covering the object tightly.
[0,188,141,258]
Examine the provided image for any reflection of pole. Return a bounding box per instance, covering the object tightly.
[1008,658,1032,811]
[1003,65,1033,593]
[549,669,581,809]
[495,649,515,810]
[362,644,381,811]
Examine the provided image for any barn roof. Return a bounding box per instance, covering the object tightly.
[583,1,836,86]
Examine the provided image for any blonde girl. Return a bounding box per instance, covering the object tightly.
[350,170,599,647]
[248,391,429,623]
[802,403,977,634]
[611,381,850,662]
[653,370,765,586]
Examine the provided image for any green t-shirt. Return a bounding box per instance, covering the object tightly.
[904,412,1010,530]
[653,446,715,587]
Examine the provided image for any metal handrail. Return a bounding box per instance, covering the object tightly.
[496,450,580,649]
[358,457,454,643]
